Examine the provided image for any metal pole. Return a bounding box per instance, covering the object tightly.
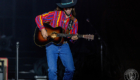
[100,42,103,79]
[98,37,103,80]
[16,42,19,80]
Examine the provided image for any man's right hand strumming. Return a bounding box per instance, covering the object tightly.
[41,28,48,39]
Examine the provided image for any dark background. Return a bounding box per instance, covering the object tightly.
[0,0,140,80]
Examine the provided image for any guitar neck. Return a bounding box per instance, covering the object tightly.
[57,33,83,38]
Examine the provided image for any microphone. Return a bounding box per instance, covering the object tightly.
[86,18,90,23]
[86,18,93,27]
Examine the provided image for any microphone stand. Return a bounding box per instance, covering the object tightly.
[86,19,107,80]
[16,42,19,80]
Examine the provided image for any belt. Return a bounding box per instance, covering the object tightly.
[46,41,68,47]
[63,41,68,44]
[55,41,67,46]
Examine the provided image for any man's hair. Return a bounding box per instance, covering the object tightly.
[55,6,76,17]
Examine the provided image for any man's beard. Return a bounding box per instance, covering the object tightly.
[64,11,71,17]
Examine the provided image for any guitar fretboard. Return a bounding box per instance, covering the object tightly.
[57,33,83,38]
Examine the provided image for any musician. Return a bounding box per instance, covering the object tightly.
[35,0,78,80]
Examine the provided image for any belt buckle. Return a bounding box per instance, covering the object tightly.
[63,41,67,44]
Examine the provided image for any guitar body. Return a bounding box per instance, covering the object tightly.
[34,24,65,46]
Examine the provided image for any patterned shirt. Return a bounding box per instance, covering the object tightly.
[35,11,78,42]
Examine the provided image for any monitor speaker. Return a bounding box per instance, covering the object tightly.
[0,58,8,80]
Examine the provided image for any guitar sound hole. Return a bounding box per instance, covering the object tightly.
[51,32,57,39]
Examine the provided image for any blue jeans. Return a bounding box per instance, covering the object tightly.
[46,43,75,80]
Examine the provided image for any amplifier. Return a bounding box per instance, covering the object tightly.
[0,60,4,80]
[0,58,8,80]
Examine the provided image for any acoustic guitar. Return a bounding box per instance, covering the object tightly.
[34,23,94,47]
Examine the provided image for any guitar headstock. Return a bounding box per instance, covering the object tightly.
[83,34,94,41]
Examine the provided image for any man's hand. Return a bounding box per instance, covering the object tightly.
[71,33,78,40]
[41,28,48,39]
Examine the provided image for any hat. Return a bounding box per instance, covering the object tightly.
[56,0,77,8]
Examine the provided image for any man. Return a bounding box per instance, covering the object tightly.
[35,0,78,80]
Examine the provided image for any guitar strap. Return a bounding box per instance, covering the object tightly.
[65,16,74,34]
